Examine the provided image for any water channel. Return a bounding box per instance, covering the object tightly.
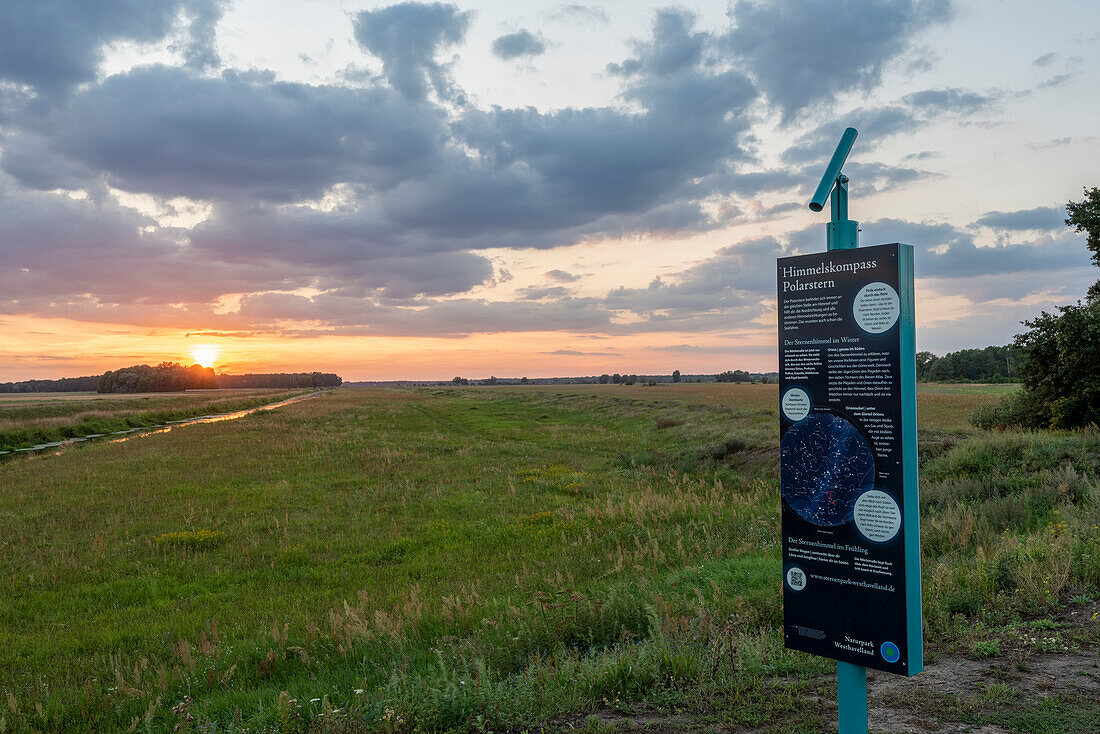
[0,390,327,459]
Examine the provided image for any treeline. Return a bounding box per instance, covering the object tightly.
[216,372,342,389]
[0,375,102,393]
[429,371,780,387]
[99,363,218,392]
[97,363,341,393]
[917,346,1019,382]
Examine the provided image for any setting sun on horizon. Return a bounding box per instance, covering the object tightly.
[0,0,1094,386]
[190,345,220,369]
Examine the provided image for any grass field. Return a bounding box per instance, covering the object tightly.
[0,384,1097,733]
[0,390,308,452]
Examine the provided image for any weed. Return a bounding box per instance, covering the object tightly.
[970,638,1001,659]
[154,530,227,549]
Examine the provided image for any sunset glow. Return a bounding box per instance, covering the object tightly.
[0,0,1096,384]
[190,346,220,369]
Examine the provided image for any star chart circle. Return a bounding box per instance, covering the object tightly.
[780,413,876,527]
[853,281,900,334]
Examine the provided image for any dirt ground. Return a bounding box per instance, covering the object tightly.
[550,601,1100,734]
[866,650,1100,733]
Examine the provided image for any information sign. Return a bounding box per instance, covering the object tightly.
[777,242,922,676]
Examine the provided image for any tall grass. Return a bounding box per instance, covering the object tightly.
[0,385,1094,732]
[0,390,308,450]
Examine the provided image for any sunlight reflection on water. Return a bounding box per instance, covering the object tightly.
[0,390,326,458]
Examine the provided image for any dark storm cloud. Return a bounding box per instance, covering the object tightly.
[491,30,546,60]
[973,206,1066,232]
[353,1,472,100]
[722,0,953,121]
[0,0,223,96]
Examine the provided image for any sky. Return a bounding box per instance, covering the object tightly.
[0,0,1097,381]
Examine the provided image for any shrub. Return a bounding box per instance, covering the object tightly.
[971,299,1100,429]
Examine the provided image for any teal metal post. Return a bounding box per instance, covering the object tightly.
[837,661,868,733]
[812,127,868,734]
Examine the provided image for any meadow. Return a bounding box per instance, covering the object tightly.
[0,384,1097,733]
[0,390,308,452]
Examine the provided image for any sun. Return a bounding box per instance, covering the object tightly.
[190,345,220,369]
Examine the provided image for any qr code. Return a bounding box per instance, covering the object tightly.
[787,568,806,590]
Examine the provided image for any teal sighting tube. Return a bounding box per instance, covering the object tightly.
[808,127,858,212]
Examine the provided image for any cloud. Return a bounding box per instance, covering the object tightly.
[1,65,447,202]
[9,0,1080,349]
[0,1,776,333]
[492,30,546,60]
[519,286,573,300]
[603,237,789,324]
[973,206,1066,232]
[0,0,222,96]
[608,9,705,78]
[541,349,618,356]
[178,0,227,70]
[548,4,608,25]
[723,0,953,121]
[353,1,472,100]
[650,343,777,355]
[1037,73,1072,89]
[783,87,998,165]
[231,293,612,337]
[1032,52,1057,67]
[857,218,1091,280]
[648,344,735,353]
[1027,137,1075,150]
[545,269,581,282]
[901,87,996,116]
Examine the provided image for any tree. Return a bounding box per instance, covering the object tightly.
[972,188,1100,428]
[916,351,937,381]
[1067,187,1100,301]
[672,369,681,383]
[1067,186,1100,267]
[715,369,751,383]
[1013,302,1100,427]
[598,374,610,384]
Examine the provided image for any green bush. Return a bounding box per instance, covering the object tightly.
[972,299,1100,429]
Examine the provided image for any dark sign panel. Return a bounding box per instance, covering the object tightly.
[777,242,922,676]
